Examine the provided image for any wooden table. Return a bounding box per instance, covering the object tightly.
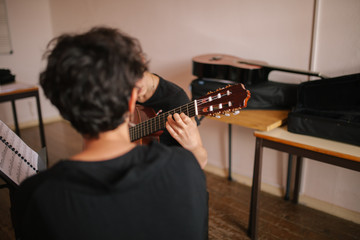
[249,126,360,240]
[210,109,289,132]
[0,82,46,147]
[208,109,289,180]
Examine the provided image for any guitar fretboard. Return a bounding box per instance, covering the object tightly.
[130,101,196,142]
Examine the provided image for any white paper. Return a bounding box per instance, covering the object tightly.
[0,120,38,185]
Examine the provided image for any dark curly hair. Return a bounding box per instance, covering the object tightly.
[40,27,148,138]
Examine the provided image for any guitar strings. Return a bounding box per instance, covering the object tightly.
[130,102,196,141]
[130,90,233,141]
[129,92,229,141]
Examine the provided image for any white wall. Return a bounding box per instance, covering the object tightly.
[0,0,58,124]
[1,0,359,222]
[312,0,360,76]
[301,0,360,219]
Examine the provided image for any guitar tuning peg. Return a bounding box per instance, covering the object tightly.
[224,112,231,116]
[233,110,240,115]
[215,115,221,119]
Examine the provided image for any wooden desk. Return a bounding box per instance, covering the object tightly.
[0,82,46,147]
[249,126,360,240]
[210,109,289,132]
[208,109,289,180]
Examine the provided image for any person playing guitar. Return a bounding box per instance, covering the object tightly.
[134,71,194,146]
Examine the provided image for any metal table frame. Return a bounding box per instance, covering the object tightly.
[0,85,46,148]
[248,130,360,240]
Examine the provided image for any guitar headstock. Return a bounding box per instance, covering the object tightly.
[196,84,250,117]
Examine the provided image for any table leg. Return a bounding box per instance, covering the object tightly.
[284,154,293,200]
[35,91,46,148]
[248,137,264,240]
[10,100,20,137]
[293,156,303,203]
[228,123,232,181]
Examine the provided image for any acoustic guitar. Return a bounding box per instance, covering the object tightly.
[192,54,327,84]
[192,54,267,85]
[130,83,251,144]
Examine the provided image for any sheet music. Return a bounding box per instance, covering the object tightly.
[0,120,38,185]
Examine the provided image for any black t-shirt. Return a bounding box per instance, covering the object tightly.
[138,75,191,146]
[15,142,208,240]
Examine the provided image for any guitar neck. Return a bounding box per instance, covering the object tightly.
[239,61,328,79]
[130,101,196,142]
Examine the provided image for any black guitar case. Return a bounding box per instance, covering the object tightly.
[287,73,360,146]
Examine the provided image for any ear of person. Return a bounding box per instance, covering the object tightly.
[128,88,138,114]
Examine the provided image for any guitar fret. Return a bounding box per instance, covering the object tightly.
[147,119,150,136]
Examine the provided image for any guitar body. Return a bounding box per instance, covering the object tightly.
[192,54,268,85]
[130,105,162,144]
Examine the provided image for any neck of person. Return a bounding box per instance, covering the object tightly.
[70,119,136,162]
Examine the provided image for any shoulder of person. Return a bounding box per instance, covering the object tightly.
[157,75,185,91]
[18,160,71,191]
